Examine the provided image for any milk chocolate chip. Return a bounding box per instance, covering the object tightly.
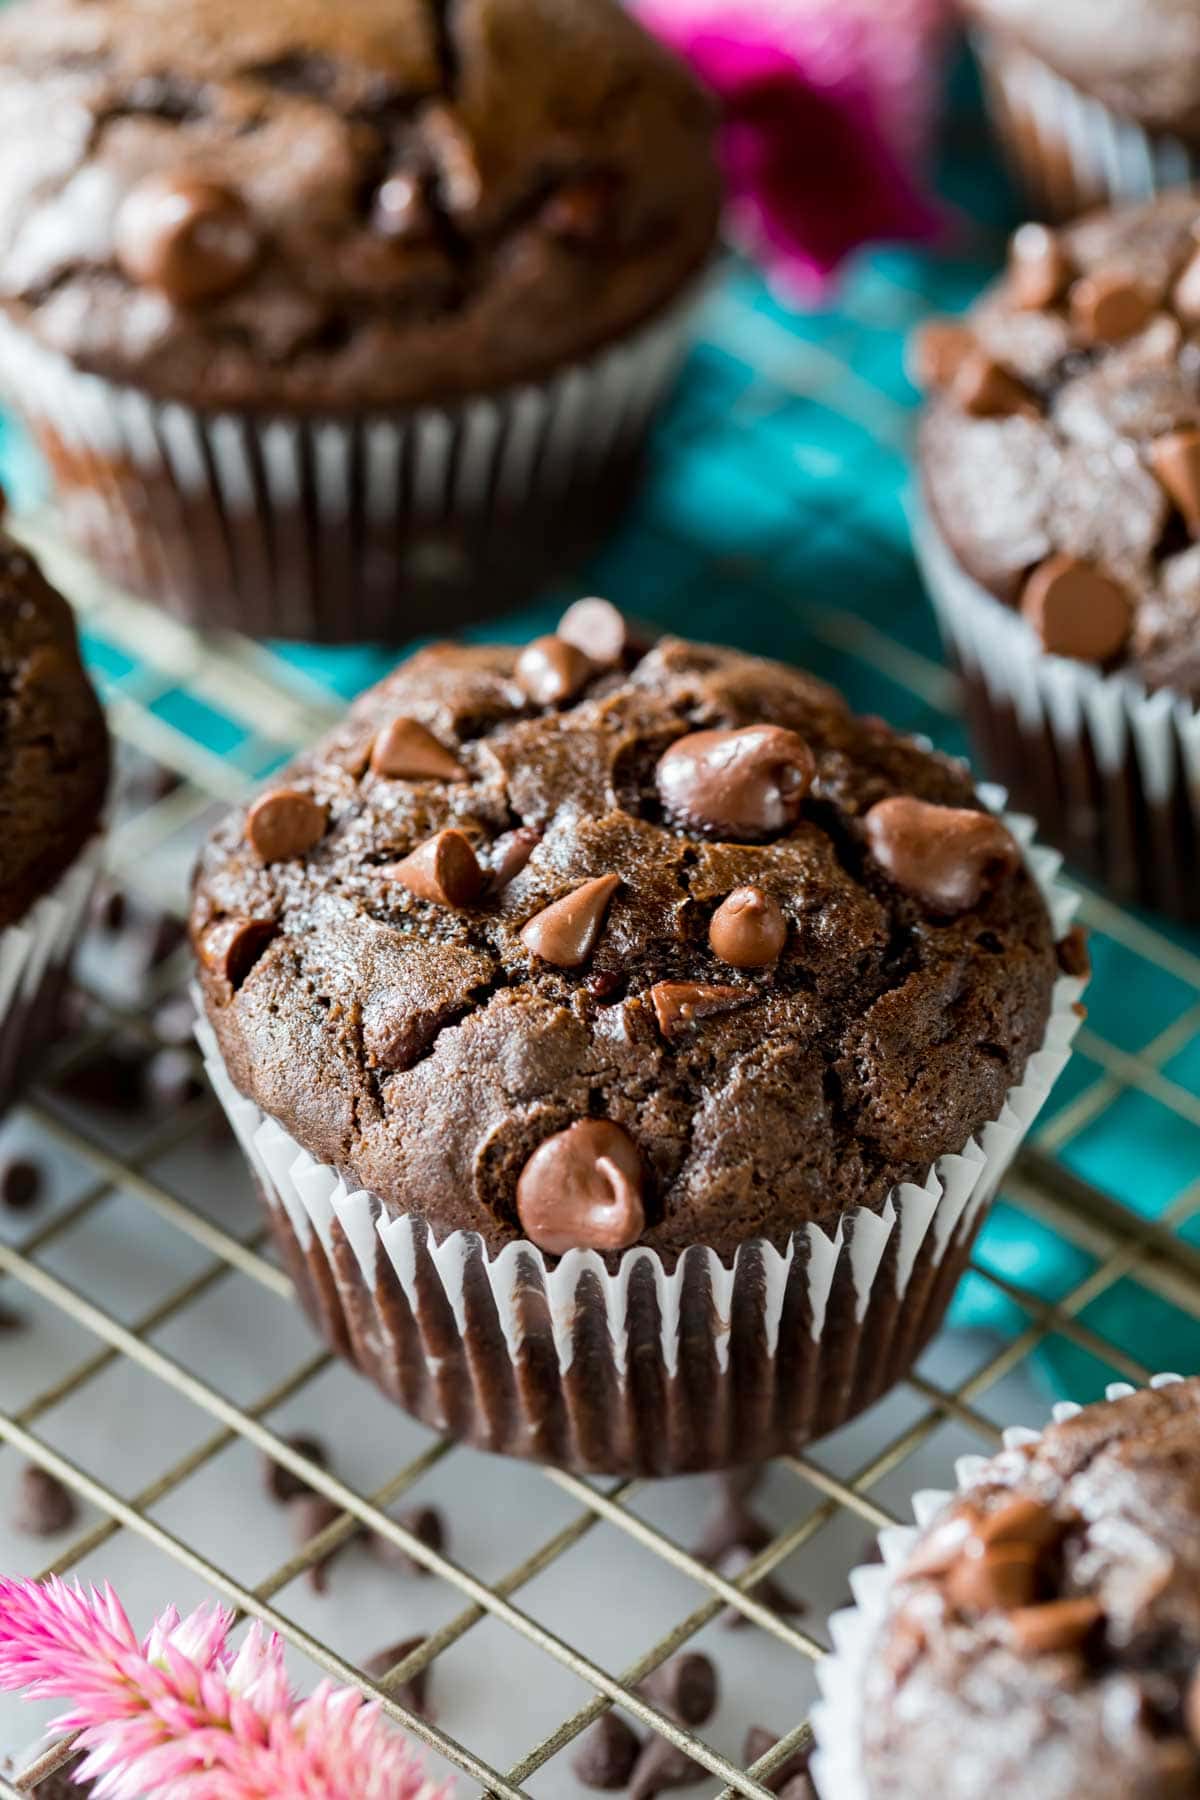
[369,717,465,782]
[709,886,787,968]
[1020,553,1131,662]
[945,1541,1039,1614]
[1070,270,1158,342]
[389,830,483,909]
[951,351,1037,419]
[516,635,593,706]
[115,172,259,304]
[1008,1597,1102,1656]
[656,725,814,838]
[245,789,327,863]
[864,797,1021,916]
[520,874,619,967]
[572,1714,641,1790]
[516,1119,645,1255]
[557,596,634,665]
[199,915,277,989]
[1151,429,1200,533]
[649,981,747,1039]
[1009,222,1072,310]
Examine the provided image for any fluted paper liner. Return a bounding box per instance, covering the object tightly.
[917,515,1200,919]
[974,31,1199,217]
[811,1372,1188,1799]
[197,811,1083,1474]
[0,842,99,1115]
[0,282,701,642]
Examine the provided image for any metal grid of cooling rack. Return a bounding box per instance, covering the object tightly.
[2,267,1200,1799]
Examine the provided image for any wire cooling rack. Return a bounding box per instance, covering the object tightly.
[3,219,1200,1795]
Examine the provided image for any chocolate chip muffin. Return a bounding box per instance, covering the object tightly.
[818,1377,1200,1799]
[0,0,719,640]
[914,192,1200,919]
[192,608,1084,1473]
[966,0,1200,217]
[0,520,108,1110]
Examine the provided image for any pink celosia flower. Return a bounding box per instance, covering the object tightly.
[0,1576,451,1800]
[636,0,950,297]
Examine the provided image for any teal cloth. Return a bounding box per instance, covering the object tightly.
[6,52,1199,1409]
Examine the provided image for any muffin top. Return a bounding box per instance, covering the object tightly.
[861,1378,1200,1800]
[191,607,1071,1264]
[0,528,109,928]
[964,0,1200,136]
[0,0,719,410]
[917,191,1200,698]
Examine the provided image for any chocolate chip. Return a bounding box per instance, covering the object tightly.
[1070,270,1158,342]
[263,1433,329,1504]
[951,350,1038,419]
[1151,428,1200,532]
[649,982,747,1040]
[0,1301,23,1333]
[716,1545,806,1629]
[371,172,434,241]
[198,916,278,989]
[628,1736,707,1800]
[515,634,594,707]
[944,1540,1039,1615]
[13,1464,77,1537]
[1057,924,1091,979]
[364,1634,433,1718]
[1008,1596,1102,1655]
[694,1480,771,1566]
[367,1503,445,1573]
[656,725,814,839]
[571,1714,641,1790]
[0,1156,41,1212]
[639,1653,718,1726]
[557,596,635,665]
[541,173,616,244]
[388,829,484,909]
[1009,222,1073,309]
[369,717,465,782]
[92,881,127,934]
[743,1727,814,1796]
[1174,248,1200,325]
[245,788,327,864]
[115,172,259,304]
[516,1119,645,1255]
[708,886,787,969]
[975,1496,1063,1550]
[864,796,1021,916]
[289,1492,345,1593]
[520,874,620,967]
[486,825,542,894]
[908,318,975,390]
[1020,552,1131,662]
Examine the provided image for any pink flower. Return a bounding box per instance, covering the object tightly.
[636,0,950,297]
[0,1576,450,1800]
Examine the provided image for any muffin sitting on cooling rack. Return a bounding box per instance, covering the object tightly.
[0,518,108,1113]
[0,0,719,642]
[190,602,1086,1475]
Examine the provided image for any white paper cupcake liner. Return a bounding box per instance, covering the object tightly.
[0,280,704,643]
[916,514,1200,919]
[194,809,1084,1475]
[0,841,100,1113]
[974,32,1199,217]
[811,1371,1188,1799]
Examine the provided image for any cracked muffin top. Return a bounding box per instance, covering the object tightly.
[190,605,1072,1264]
[916,192,1200,699]
[0,0,719,410]
[861,1378,1200,1800]
[0,529,108,928]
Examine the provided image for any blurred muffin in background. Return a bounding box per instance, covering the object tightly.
[0,0,720,642]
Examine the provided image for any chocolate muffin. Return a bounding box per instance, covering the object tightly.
[914,192,1200,919]
[0,522,108,1110]
[192,608,1084,1473]
[816,1376,1200,1799]
[0,0,719,640]
[966,0,1200,217]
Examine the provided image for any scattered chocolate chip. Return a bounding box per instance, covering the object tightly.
[289,1492,345,1593]
[364,1634,433,1718]
[716,1545,806,1630]
[1020,552,1131,662]
[520,874,620,967]
[1151,428,1200,532]
[1008,1596,1103,1655]
[694,1473,771,1566]
[92,881,127,934]
[13,1464,77,1537]
[908,318,975,390]
[571,1713,641,1790]
[486,825,541,895]
[708,886,787,969]
[388,829,484,909]
[198,916,278,989]
[649,982,747,1040]
[639,1653,717,1726]
[1174,248,1200,325]
[628,1736,707,1800]
[371,172,434,241]
[245,788,327,864]
[541,173,616,244]
[864,796,1021,917]
[263,1433,329,1504]
[515,634,594,707]
[656,725,814,839]
[1057,924,1091,980]
[0,1156,42,1213]
[0,1301,23,1333]
[516,1119,645,1255]
[115,171,259,304]
[951,350,1038,419]
[558,596,637,666]
[1070,270,1158,342]
[369,717,465,782]
[367,1503,445,1573]
[944,1540,1039,1615]
[1009,222,1073,309]
[143,1047,203,1113]
[743,1727,814,1796]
